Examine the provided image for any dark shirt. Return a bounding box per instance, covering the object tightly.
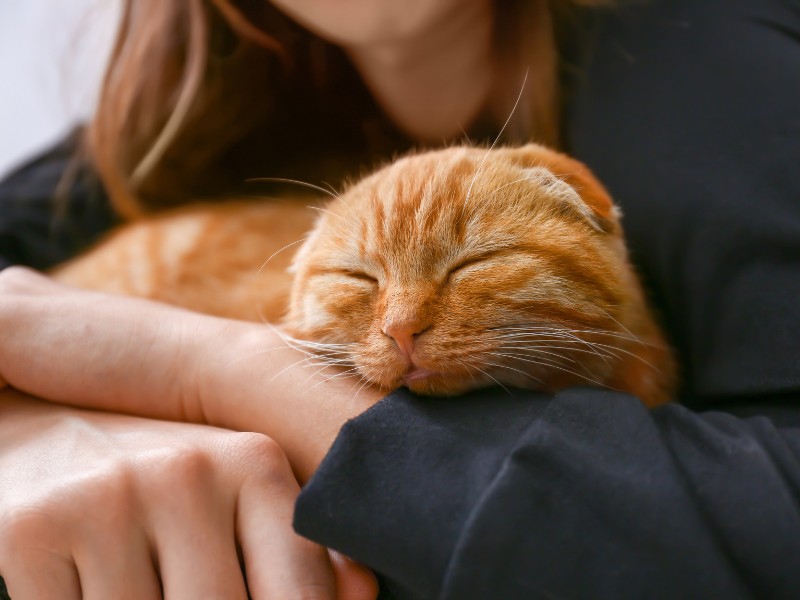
[294,0,800,598]
[0,132,117,272]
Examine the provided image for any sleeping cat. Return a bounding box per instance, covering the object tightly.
[54,144,676,406]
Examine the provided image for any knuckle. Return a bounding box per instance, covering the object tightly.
[1,506,47,541]
[55,463,137,526]
[78,468,138,528]
[228,432,286,467]
[148,445,215,491]
[223,432,293,484]
[0,506,57,559]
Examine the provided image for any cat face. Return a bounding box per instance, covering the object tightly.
[286,144,649,396]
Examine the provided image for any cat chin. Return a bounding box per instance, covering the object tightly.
[398,374,485,397]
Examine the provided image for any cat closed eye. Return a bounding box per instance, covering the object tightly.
[448,256,490,279]
[338,269,378,283]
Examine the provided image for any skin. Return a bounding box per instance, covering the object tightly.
[0,268,384,599]
[0,267,384,481]
[0,1,499,597]
[0,393,374,600]
[271,0,496,141]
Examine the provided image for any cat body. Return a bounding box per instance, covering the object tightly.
[55,145,676,406]
[57,200,315,322]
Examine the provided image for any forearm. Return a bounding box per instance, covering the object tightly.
[0,268,202,420]
[195,323,383,482]
[0,267,383,481]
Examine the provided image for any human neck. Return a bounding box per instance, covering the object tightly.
[345,0,495,142]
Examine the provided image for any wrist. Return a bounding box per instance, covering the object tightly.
[196,322,385,481]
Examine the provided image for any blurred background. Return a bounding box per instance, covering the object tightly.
[0,1,121,179]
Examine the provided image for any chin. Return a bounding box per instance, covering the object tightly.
[403,374,486,397]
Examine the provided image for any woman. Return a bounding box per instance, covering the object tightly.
[2,0,800,598]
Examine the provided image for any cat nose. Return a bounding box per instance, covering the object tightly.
[382,320,429,358]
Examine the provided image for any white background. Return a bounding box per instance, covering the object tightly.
[0,1,120,179]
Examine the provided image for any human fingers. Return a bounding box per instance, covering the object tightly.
[0,516,81,600]
[0,559,81,600]
[75,527,162,600]
[329,551,379,600]
[233,434,338,600]
[147,448,249,600]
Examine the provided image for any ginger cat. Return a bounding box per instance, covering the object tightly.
[55,144,676,406]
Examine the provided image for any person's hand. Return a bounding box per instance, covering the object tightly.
[0,267,384,481]
[0,390,378,600]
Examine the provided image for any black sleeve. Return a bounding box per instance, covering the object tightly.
[297,389,800,600]
[0,130,118,271]
[294,1,800,598]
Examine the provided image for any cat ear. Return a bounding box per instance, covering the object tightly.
[500,144,620,233]
[521,167,618,233]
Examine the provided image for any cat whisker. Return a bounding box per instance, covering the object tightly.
[257,235,313,275]
[486,343,608,380]
[503,354,614,390]
[476,359,543,384]
[269,328,363,387]
[252,231,353,286]
[550,327,649,346]
[499,332,613,365]
[488,350,573,372]
[464,69,529,206]
[303,358,354,375]
[287,344,352,358]
[495,341,615,362]
[351,373,377,400]
[246,176,341,201]
[287,338,353,350]
[577,340,660,372]
[303,366,362,393]
[488,349,576,369]
[277,332,355,359]
[490,343,583,363]
[492,333,622,357]
[268,354,323,383]
[596,306,640,343]
[271,333,355,375]
[306,204,347,223]
[278,331,353,349]
[220,344,304,368]
[488,324,655,347]
[496,330,657,370]
[321,181,339,197]
[490,325,647,366]
[461,361,513,396]
[452,358,479,386]
[305,351,355,366]
[347,366,371,391]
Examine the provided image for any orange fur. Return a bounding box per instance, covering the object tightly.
[55,144,676,406]
[55,200,316,322]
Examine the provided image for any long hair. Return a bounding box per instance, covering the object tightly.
[88,0,608,218]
